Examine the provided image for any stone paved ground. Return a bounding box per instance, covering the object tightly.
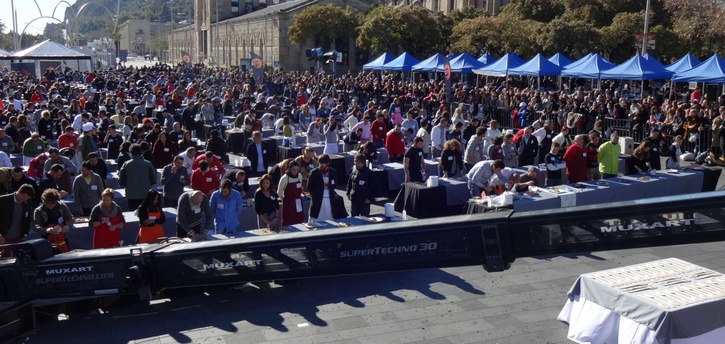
[23,165,725,344]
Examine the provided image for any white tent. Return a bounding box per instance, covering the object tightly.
[0,40,93,78]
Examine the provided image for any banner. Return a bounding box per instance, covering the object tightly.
[181,51,192,69]
[251,52,264,87]
[443,55,452,105]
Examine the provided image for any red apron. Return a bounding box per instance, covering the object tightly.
[46,219,69,253]
[280,178,304,226]
[137,209,165,244]
[93,211,123,249]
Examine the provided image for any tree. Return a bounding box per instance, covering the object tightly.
[537,18,601,57]
[500,0,565,22]
[450,16,503,55]
[288,5,361,49]
[357,7,445,57]
[599,11,645,61]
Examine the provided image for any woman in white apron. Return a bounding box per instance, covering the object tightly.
[323,117,340,154]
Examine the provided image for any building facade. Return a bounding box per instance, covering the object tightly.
[118,20,172,55]
[168,0,508,71]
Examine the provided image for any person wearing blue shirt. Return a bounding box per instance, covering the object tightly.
[209,179,243,236]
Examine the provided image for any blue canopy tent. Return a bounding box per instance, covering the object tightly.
[411,53,447,72]
[478,52,494,66]
[448,53,458,61]
[381,52,420,72]
[362,53,393,71]
[642,53,669,71]
[562,53,595,70]
[673,54,725,83]
[509,53,563,76]
[561,53,615,79]
[448,53,485,73]
[666,53,702,73]
[599,54,673,80]
[548,53,573,67]
[472,53,526,76]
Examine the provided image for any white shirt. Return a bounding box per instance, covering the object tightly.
[182,154,196,175]
[0,151,11,167]
[431,125,446,150]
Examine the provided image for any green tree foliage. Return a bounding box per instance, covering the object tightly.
[537,18,601,58]
[500,0,564,22]
[288,5,361,49]
[357,6,445,57]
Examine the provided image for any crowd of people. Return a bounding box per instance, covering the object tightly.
[0,60,714,255]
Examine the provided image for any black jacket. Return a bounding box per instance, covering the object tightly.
[438,149,464,176]
[347,166,377,204]
[308,167,339,219]
[245,140,269,173]
[0,192,34,238]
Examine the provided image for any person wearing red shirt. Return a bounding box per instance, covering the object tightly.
[190,160,219,198]
[186,84,198,99]
[192,151,226,175]
[385,123,406,162]
[29,90,44,104]
[369,113,388,148]
[562,134,588,183]
[57,127,78,150]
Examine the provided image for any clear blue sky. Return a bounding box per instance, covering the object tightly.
[1,0,77,36]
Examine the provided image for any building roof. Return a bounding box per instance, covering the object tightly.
[231,0,317,21]
[2,40,92,60]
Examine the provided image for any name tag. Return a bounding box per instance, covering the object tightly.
[331,180,335,185]
[36,145,42,149]
[263,150,267,154]
[546,134,551,138]
[41,136,46,140]
[164,148,169,152]
[308,164,314,169]
[270,196,276,200]
[418,152,422,156]
[91,185,98,190]
[194,208,201,214]
[205,177,212,182]
[379,127,383,130]
[58,216,64,224]
[149,216,156,220]
[401,138,404,143]
[295,198,303,212]
[108,139,113,143]
[296,182,302,188]
[448,156,453,161]
[46,125,51,129]
[1,142,6,146]
[69,143,74,147]
[653,148,658,152]
[358,180,365,185]
[474,147,479,150]
[217,204,224,209]
[582,153,587,157]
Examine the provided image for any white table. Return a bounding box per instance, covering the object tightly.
[559,258,725,344]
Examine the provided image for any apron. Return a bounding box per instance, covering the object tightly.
[92,209,123,249]
[323,142,339,154]
[281,177,304,226]
[137,208,165,244]
[46,217,70,253]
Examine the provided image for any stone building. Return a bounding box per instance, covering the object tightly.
[118,20,172,55]
[168,0,508,71]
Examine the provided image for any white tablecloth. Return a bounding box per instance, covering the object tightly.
[558,258,725,344]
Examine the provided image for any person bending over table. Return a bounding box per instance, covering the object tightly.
[439,139,464,178]
[404,137,426,183]
[0,184,36,256]
[176,190,214,241]
[254,174,280,230]
[627,141,652,175]
[466,159,505,198]
[386,123,406,163]
[32,188,71,254]
[210,179,243,236]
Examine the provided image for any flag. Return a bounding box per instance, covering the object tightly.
[251,52,264,88]
[181,51,192,69]
[443,55,452,105]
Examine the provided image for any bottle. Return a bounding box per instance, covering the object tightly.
[402,210,407,221]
